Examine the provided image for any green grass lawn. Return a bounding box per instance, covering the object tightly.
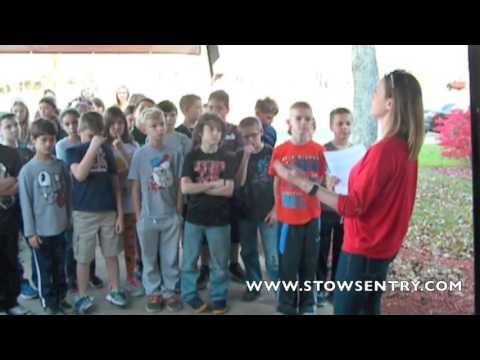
[419,144,469,168]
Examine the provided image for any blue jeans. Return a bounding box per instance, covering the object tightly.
[333,252,392,315]
[181,222,231,304]
[239,218,279,283]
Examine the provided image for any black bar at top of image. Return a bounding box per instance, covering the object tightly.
[468,45,480,315]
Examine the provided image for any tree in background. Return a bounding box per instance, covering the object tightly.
[352,45,379,148]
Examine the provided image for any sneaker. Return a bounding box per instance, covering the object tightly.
[211,300,228,315]
[300,306,317,315]
[145,294,164,313]
[127,277,145,298]
[74,296,95,315]
[20,280,39,300]
[106,290,128,308]
[44,307,65,315]
[60,300,73,314]
[6,304,33,315]
[241,289,262,302]
[89,275,104,289]
[186,297,208,314]
[165,295,183,312]
[229,262,246,283]
[197,265,210,290]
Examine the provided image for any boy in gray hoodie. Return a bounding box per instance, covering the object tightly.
[18,119,72,315]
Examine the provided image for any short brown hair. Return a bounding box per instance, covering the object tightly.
[329,107,352,127]
[255,97,279,115]
[290,101,312,112]
[208,90,229,109]
[30,119,57,139]
[239,116,262,130]
[180,94,201,114]
[79,111,104,134]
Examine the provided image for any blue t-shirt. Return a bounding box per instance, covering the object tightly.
[66,142,117,212]
[262,124,277,149]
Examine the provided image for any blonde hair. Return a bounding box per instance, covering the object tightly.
[384,70,425,160]
[138,107,164,125]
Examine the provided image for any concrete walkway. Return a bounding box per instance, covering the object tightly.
[17,248,333,316]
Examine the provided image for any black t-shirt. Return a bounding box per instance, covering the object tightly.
[17,146,35,167]
[131,126,147,146]
[236,145,275,221]
[175,124,194,139]
[182,148,236,226]
[0,144,22,234]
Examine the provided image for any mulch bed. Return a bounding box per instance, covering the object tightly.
[382,247,474,315]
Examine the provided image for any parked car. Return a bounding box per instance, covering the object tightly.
[424,103,457,133]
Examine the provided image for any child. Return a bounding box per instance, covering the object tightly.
[124,105,136,133]
[104,106,144,297]
[56,109,103,290]
[255,97,279,148]
[92,98,105,114]
[131,98,155,146]
[156,100,193,294]
[115,85,130,111]
[317,107,353,306]
[18,119,72,315]
[236,117,279,302]
[157,100,192,156]
[0,125,32,315]
[203,90,245,286]
[128,108,183,312]
[176,94,203,139]
[38,97,67,141]
[268,102,327,315]
[11,100,31,149]
[181,113,236,315]
[66,111,126,314]
[0,113,38,301]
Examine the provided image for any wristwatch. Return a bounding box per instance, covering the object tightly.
[308,184,320,197]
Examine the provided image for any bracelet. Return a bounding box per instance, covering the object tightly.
[308,184,320,197]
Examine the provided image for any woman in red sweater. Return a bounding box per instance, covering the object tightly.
[273,70,425,315]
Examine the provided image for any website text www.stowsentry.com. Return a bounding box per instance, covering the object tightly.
[246,280,463,293]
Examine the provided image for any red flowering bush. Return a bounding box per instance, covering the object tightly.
[434,109,472,159]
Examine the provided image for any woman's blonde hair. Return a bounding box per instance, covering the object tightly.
[384,70,425,160]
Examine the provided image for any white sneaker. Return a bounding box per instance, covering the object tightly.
[6,305,33,315]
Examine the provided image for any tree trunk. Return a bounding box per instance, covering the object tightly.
[352,45,379,148]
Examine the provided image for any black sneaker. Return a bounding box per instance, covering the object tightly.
[44,307,65,315]
[60,300,73,314]
[229,262,246,283]
[197,265,210,290]
[89,275,104,289]
[242,289,261,302]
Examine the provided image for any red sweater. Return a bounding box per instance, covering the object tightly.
[337,137,418,259]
